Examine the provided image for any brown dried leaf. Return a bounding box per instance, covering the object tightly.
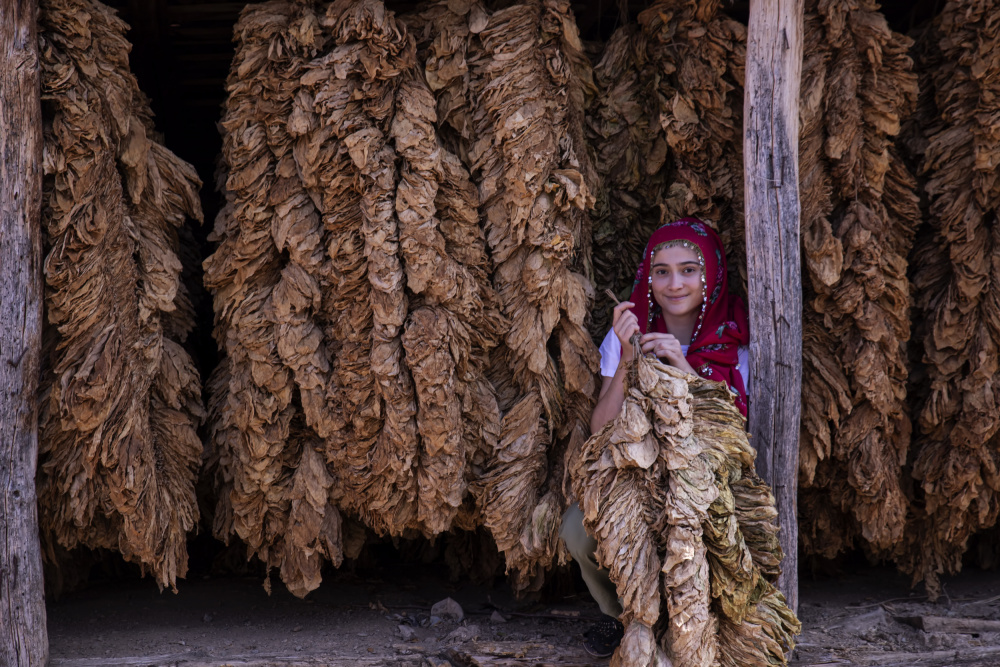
[37,0,204,592]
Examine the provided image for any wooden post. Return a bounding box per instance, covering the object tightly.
[0,1,49,664]
[744,0,803,612]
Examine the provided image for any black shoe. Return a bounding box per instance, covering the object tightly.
[582,615,624,658]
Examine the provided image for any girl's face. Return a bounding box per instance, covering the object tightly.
[649,244,704,322]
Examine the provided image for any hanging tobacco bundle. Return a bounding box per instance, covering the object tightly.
[799,315,857,558]
[35,0,205,590]
[899,0,1000,599]
[796,0,919,557]
[462,0,600,594]
[571,356,799,666]
[400,0,488,156]
[205,0,506,597]
[402,0,601,592]
[642,0,747,295]
[586,24,667,341]
[587,0,747,341]
[204,3,334,599]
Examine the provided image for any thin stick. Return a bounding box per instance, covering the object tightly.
[851,595,927,609]
[604,289,643,364]
[371,603,601,621]
[958,594,1000,606]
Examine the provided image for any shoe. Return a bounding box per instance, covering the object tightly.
[582,615,624,658]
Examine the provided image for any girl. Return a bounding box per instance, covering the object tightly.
[562,217,750,657]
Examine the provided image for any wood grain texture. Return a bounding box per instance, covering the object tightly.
[0,0,49,664]
[744,0,804,613]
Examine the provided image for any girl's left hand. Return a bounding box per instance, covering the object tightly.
[640,333,683,364]
[639,333,696,374]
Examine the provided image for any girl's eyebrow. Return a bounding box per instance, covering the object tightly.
[651,261,701,268]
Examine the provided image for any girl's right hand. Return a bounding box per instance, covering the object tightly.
[612,301,640,359]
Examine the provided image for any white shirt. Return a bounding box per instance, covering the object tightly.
[598,329,749,390]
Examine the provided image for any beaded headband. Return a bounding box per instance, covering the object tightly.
[646,239,708,341]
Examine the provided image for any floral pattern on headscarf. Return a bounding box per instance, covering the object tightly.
[627,217,750,416]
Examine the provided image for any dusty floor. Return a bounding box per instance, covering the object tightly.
[794,566,1000,666]
[46,561,1000,666]
[47,558,603,667]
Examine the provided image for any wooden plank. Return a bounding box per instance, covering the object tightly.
[846,645,1000,667]
[743,0,804,613]
[49,641,599,667]
[50,653,386,667]
[0,1,48,665]
[897,615,1000,635]
[436,640,599,666]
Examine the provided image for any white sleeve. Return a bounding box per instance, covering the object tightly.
[737,345,750,392]
[599,329,622,378]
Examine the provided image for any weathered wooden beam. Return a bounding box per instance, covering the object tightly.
[897,615,1000,635]
[743,0,804,612]
[0,1,48,665]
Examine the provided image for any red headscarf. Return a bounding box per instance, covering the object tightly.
[628,217,750,416]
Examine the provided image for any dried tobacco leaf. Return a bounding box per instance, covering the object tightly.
[690,376,801,666]
[36,0,204,591]
[900,0,1000,599]
[571,357,798,665]
[797,0,919,557]
[393,69,504,534]
[586,24,667,341]
[203,2,324,589]
[206,0,505,595]
[641,0,747,296]
[460,0,599,593]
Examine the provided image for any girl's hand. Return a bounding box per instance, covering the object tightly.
[640,333,694,373]
[612,301,639,359]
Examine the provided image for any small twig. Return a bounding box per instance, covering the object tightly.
[604,289,643,365]
[957,594,1000,606]
[371,603,600,622]
[496,611,602,621]
[367,603,425,612]
[851,595,927,609]
[942,583,953,607]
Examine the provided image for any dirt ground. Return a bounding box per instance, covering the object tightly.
[46,561,1000,666]
[794,566,1000,666]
